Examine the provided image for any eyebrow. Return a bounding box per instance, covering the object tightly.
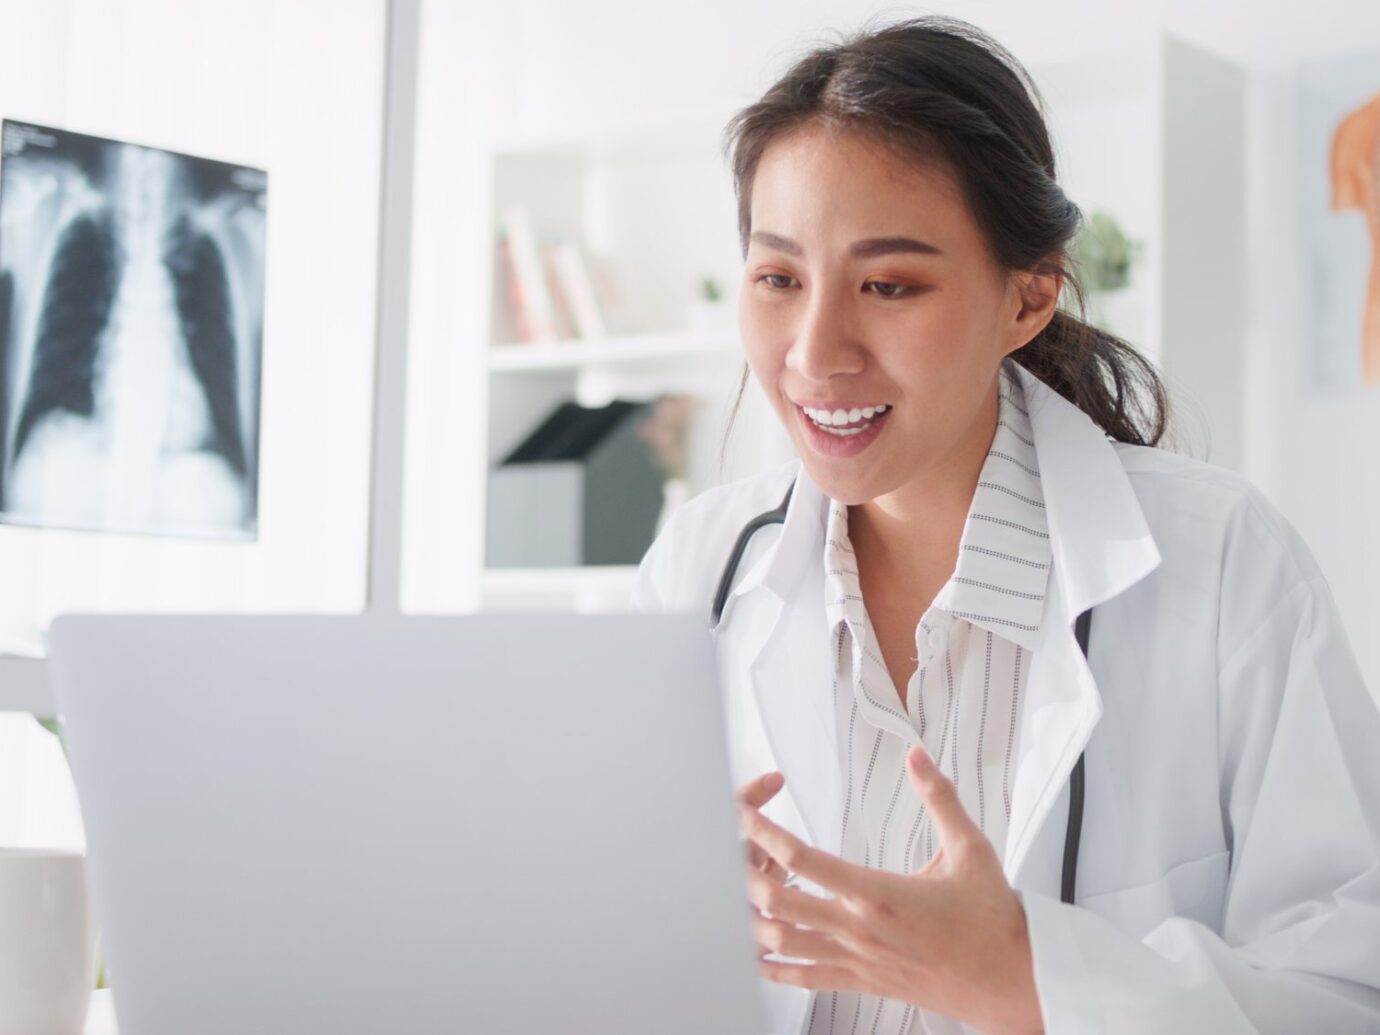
[749,231,944,258]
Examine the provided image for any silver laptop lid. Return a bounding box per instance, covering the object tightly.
[49,613,764,1035]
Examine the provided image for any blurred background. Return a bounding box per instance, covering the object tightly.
[0,0,1378,850]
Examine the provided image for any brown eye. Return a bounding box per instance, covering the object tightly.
[865,281,914,299]
[759,274,795,289]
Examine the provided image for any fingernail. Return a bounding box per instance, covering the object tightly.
[764,772,783,791]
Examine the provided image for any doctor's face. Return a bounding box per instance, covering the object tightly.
[738,123,1030,507]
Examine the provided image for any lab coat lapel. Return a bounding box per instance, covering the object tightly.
[1001,366,1163,886]
[716,467,841,851]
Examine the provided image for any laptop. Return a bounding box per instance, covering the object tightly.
[48,613,765,1035]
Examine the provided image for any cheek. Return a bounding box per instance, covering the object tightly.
[737,296,789,380]
[875,298,986,377]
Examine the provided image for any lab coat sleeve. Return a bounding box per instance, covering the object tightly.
[1022,567,1380,1032]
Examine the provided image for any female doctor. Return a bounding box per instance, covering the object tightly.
[631,15,1380,1035]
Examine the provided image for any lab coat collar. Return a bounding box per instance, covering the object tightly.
[1012,363,1162,619]
[725,363,1162,622]
[718,463,827,609]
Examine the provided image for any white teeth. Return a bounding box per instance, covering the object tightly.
[801,403,889,426]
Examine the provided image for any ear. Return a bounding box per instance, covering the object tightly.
[1003,266,1063,357]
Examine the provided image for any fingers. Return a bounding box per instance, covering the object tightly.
[739,803,859,895]
[746,839,790,883]
[758,958,863,994]
[737,772,788,881]
[743,859,843,931]
[906,746,980,858]
[736,770,785,810]
[749,912,848,965]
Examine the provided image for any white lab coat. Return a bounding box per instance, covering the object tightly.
[631,364,1380,1035]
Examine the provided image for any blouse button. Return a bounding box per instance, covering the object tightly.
[926,627,946,651]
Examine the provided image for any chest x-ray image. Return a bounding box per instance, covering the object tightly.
[0,119,265,539]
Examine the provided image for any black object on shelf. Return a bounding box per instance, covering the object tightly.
[486,399,663,568]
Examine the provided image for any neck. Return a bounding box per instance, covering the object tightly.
[849,381,1001,577]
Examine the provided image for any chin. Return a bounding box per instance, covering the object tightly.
[794,453,887,506]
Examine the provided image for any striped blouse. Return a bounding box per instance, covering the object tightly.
[807,359,1050,1035]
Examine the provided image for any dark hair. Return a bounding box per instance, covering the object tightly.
[719,15,1170,465]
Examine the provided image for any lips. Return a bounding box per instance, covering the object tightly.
[794,403,891,457]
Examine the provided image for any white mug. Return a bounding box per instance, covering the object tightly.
[0,848,95,1035]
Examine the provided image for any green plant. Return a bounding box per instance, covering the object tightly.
[700,276,722,303]
[1069,210,1140,293]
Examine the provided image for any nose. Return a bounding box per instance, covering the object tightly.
[784,285,866,382]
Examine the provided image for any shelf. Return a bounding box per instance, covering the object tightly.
[480,565,642,612]
[482,564,638,590]
[488,330,741,372]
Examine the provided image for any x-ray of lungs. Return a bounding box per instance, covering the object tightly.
[0,120,266,539]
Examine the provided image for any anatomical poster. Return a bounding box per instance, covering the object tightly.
[1298,52,1380,393]
[0,119,266,538]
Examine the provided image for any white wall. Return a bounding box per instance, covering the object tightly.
[406,0,1380,694]
[0,0,387,847]
[1245,63,1380,693]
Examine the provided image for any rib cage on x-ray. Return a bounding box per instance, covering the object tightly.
[13,207,249,476]
[161,212,247,478]
[12,208,121,463]
[0,120,266,538]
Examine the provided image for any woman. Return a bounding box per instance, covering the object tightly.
[632,16,1380,1035]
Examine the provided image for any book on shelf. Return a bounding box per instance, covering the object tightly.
[548,240,608,340]
[498,205,612,345]
[541,242,578,340]
[499,203,559,343]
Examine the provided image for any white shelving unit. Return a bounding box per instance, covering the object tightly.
[480,564,642,613]
[478,110,792,610]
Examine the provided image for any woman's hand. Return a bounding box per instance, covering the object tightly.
[738,747,1044,1035]
[735,771,791,894]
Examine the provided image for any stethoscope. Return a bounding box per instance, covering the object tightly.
[710,478,1091,906]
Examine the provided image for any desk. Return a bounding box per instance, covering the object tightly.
[84,990,117,1035]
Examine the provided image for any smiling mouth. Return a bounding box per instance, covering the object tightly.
[799,403,891,435]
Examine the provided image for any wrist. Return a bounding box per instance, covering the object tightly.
[981,892,1044,1035]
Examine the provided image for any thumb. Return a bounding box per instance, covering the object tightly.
[907,746,978,856]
